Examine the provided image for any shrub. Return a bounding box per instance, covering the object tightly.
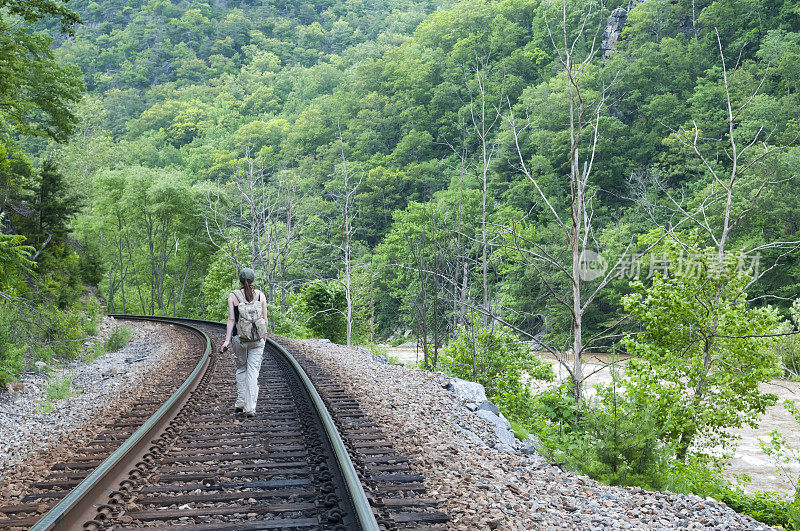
[41,307,87,359]
[105,325,133,352]
[581,382,669,488]
[440,318,554,425]
[83,342,105,363]
[661,459,798,529]
[77,295,102,335]
[268,292,311,338]
[0,302,25,386]
[46,376,75,401]
[531,381,668,490]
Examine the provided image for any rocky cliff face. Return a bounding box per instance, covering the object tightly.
[601,1,647,60]
[602,7,629,60]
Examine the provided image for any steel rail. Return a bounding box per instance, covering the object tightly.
[31,315,379,531]
[265,331,381,531]
[30,317,211,531]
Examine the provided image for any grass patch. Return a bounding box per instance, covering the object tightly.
[366,343,401,365]
[104,325,133,352]
[509,419,531,440]
[83,342,105,363]
[45,375,75,401]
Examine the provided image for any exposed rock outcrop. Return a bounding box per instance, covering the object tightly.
[602,7,629,60]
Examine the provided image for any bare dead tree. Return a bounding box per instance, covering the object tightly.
[498,0,636,406]
[203,147,310,328]
[331,122,364,346]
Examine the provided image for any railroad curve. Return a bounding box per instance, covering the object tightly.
[0,316,447,530]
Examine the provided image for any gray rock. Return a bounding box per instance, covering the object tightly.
[446,377,488,404]
[475,408,511,431]
[354,346,371,357]
[519,440,540,456]
[494,442,516,452]
[494,425,517,447]
[601,7,627,59]
[476,400,500,416]
[454,424,486,447]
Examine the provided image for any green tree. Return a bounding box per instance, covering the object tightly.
[440,317,554,422]
[301,280,346,343]
[622,242,781,461]
[32,160,81,246]
[0,0,84,142]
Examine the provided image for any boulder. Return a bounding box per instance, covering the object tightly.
[494,425,517,447]
[476,400,500,416]
[519,440,540,456]
[453,424,486,447]
[494,442,516,453]
[475,409,511,431]
[601,7,628,59]
[446,377,487,404]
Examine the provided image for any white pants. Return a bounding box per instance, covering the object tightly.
[232,336,265,413]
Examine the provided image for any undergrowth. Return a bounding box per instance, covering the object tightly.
[104,325,132,352]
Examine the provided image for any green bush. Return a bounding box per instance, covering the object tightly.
[83,342,105,363]
[530,382,668,489]
[581,383,669,487]
[268,292,312,338]
[661,459,798,529]
[77,295,102,335]
[105,325,133,352]
[41,307,87,359]
[440,318,554,425]
[46,376,75,401]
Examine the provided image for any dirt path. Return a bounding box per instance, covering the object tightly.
[386,346,800,497]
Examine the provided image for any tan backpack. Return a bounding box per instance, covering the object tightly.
[235,290,268,342]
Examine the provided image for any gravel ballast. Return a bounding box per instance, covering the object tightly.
[283,338,773,531]
[0,318,182,499]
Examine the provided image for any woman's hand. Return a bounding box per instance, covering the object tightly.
[220,339,230,353]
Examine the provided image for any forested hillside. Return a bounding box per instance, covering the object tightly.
[2,0,800,525]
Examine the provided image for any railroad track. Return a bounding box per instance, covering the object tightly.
[0,316,448,530]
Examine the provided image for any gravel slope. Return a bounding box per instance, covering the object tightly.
[285,338,773,531]
[0,318,179,500]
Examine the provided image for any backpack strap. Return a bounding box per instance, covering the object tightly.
[233,290,246,304]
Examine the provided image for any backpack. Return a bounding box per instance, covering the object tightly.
[234,289,268,342]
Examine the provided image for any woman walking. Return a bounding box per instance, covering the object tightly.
[220,267,269,417]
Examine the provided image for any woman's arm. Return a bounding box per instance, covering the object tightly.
[221,292,237,351]
[260,290,269,339]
